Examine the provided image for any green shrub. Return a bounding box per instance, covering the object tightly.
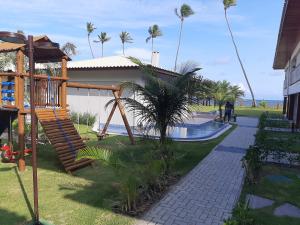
[242,146,262,184]
[70,111,96,127]
[259,100,267,109]
[224,202,256,225]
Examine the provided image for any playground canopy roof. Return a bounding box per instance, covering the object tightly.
[0,35,69,63]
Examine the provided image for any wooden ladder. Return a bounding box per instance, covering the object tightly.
[36,109,93,173]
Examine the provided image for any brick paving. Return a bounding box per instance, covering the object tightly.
[135,117,258,225]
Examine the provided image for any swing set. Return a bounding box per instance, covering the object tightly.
[0,33,134,173]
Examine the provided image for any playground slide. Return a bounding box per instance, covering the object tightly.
[0,109,18,137]
[35,109,93,173]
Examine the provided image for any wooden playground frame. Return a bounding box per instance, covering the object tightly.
[0,35,135,173]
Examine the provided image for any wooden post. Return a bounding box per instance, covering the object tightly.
[0,76,2,107]
[112,90,135,145]
[101,89,123,135]
[61,56,68,109]
[17,49,26,171]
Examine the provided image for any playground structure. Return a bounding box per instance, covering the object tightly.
[0,34,134,173]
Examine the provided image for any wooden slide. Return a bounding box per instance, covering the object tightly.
[36,109,93,173]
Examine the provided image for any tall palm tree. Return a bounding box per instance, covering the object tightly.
[174,4,194,71]
[86,22,96,58]
[61,42,77,57]
[146,25,162,64]
[223,0,256,107]
[94,32,111,57]
[119,31,133,55]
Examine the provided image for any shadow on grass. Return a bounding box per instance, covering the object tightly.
[14,167,35,220]
[0,208,28,225]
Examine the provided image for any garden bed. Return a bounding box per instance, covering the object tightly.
[0,124,235,225]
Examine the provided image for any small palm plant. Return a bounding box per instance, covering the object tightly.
[61,42,77,57]
[94,32,111,57]
[146,25,162,64]
[223,0,256,107]
[119,31,133,55]
[106,58,200,171]
[174,4,194,71]
[212,80,232,119]
[86,22,96,58]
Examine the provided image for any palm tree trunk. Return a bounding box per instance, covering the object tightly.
[174,20,184,72]
[88,35,94,58]
[219,104,223,120]
[122,43,125,55]
[151,38,154,65]
[225,10,256,107]
[101,43,104,57]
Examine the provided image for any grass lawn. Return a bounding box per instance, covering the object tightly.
[239,164,300,225]
[190,105,282,118]
[0,124,235,225]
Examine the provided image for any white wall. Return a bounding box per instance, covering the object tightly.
[285,41,300,95]
[67,68,145,129]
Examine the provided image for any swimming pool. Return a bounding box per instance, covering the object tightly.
[97,121,229,141]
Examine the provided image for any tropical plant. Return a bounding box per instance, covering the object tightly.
[259,100,267,109]
[86,22,96,58]
[61,42,77,57]
[229,84,245,113]
[223,0,256,107]
[174,4,194,71]
[242,145,262,184]
[119,31,133,55]
[212,80,232,119]
[146,25,162,64]
[94,32,111,57]
[106,58,200,171]
[223,202,256,225]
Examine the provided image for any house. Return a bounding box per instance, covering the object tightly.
[273,0,300,127]
[67,53,179,129]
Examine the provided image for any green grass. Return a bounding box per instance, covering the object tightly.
[0,124,235,225]
[189,105,282,118]
[238,165,300,225]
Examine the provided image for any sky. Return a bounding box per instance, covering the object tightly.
[0,0,285,100]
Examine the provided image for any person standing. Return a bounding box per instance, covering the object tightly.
[224,101,232,122]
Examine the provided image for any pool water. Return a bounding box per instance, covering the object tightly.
[98,121,228,141]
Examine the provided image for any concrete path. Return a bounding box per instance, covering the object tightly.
[135,117,258,225]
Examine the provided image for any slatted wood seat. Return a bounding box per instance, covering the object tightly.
[36,109,93,173]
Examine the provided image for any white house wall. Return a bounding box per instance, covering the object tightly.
[67,68,145,129]
[284,40,300,95]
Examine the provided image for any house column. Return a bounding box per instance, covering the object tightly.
[296,93,300,128]
[283,96,287,115]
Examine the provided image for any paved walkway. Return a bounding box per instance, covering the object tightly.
[135,117,258,225]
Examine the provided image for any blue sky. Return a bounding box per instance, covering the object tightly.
[0,0,284,100]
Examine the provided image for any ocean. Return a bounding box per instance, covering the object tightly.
[237,99,283,107]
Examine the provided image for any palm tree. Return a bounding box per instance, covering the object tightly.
[61,42,77,57]
[94,32,111,57]
[86,22,96,58]
[229,84,245,114]
[106,57,200,170]
[119,31,133,55]
[146,25,162,64]
[223,0,256,107]
[174,4,194,71]
[212,80,232,119]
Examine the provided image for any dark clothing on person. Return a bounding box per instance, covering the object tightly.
[224,102,233,122]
